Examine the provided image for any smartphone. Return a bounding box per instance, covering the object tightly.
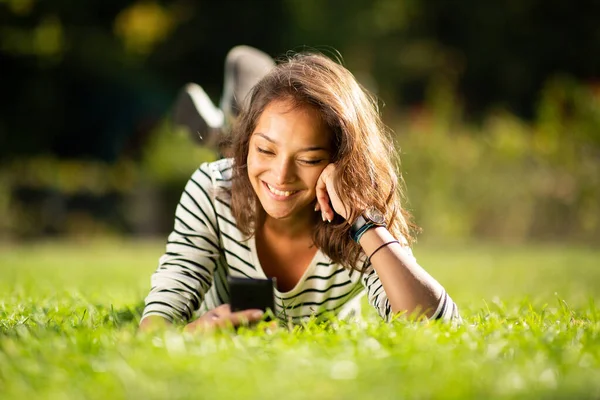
[228,276,276,313]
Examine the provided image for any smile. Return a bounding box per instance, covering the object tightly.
[265,182,299,197]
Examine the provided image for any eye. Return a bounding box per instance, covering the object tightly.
[257,147,274,155]
[299,159,323,166]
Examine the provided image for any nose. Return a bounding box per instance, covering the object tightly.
[273,156,295,185]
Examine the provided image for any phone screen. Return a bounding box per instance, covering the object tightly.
[228,276,276,313]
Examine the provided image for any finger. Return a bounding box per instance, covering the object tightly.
[317,195,331,222]
[315,191,330,222]
[325,164,342,221]
[184,316,215,333]
[317,188,334,222]
[212,303,231,317]
[315,169,334,222]
[218,309,265,328]
[321,164,339,221]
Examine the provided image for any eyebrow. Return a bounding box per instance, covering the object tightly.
[254,133,328,152]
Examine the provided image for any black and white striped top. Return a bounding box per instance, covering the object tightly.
[142,159,459,324]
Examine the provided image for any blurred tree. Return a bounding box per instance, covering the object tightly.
[0,0,285,161]
[1,0,599,160]
[429,0,600,118]
[283,0,600,119]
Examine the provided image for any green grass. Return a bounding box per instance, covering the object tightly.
[1,239,599,399]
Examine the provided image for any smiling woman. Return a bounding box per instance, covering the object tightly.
[139,51,460,333]
[247,101,331,223]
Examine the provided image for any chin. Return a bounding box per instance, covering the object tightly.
[262,206,294,220]
[260,201,311,221]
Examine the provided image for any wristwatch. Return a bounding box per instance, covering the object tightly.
[350,208,386,243]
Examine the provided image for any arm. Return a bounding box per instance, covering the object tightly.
[140,163,222,326]
[315,164,459,321]
[139,315,172,332]
[139,306,265,333]
[358,227,458,320]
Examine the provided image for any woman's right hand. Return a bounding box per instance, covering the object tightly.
[183,304,264,333]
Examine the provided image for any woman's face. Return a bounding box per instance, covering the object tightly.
[247,99,331,223]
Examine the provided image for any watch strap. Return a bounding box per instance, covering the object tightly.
[353,222,377,243]
[349,214,365,241]
[350,210,386,243]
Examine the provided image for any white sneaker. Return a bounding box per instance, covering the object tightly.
[172,83,224,146]
[220,45,275,126]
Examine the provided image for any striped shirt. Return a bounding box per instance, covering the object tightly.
[142,158,459,324]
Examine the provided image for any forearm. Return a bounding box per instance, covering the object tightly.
[359,227,444,318]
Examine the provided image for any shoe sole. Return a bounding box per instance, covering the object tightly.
[172,83,223,145]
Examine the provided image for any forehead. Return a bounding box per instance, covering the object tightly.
[252,100,330,148]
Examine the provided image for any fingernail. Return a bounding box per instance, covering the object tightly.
[322,213,325,222]
[314,204,318,211]
[252,311,264,319]
[327,218,331,223]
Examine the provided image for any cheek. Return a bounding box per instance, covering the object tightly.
[247,158,273,191]
[246,151,263,176]
[303,167,327,191]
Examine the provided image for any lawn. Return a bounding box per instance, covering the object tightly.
[1,239,599,399]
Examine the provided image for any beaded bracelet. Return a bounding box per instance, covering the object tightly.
[367,240,400,262]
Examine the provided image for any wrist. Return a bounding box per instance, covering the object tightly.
[349,208,386,243]
[354,222,377,243]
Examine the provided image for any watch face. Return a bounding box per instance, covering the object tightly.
[364,207,385,225]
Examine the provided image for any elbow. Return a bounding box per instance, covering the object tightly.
[386,290,461,322]
[429,290,461,322]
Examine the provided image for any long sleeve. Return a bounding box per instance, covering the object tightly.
[359,246,461,322]
[141,163,222,323]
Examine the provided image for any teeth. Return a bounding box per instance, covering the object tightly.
[267,183,296,197]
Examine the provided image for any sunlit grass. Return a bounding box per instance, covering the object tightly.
[1,239,599,399]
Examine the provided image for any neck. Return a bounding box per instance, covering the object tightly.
[261,209,317,240]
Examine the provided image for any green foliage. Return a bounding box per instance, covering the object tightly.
[1,240,599,399]
[0,121,216,238]
[1,76,598,243]
[141,119,216,185]
[0,157,138,238]
[398,75,600,242]
[4,0,600,159]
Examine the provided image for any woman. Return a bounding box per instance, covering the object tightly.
[139,52,460,332]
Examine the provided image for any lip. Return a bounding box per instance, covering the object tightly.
[262,181,301,200]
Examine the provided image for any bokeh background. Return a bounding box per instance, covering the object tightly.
[1,0,599,244]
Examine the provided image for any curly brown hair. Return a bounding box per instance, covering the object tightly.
[224,52,418,272]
